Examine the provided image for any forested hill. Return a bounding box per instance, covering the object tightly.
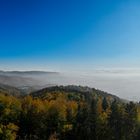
[31,85,121,102]
[0,85,139,140]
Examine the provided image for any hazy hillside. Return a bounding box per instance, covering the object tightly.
[0,83,21,96]
[0,70,59,89]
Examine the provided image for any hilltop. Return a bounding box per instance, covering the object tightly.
[31,85,121,103]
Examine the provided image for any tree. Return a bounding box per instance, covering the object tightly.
[109,100,126,140]
[124,102,138,140]
[74,101,89,140]
[0,123,19,140]
[102,97,109,111]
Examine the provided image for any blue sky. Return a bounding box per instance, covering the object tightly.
[1,0,140,71]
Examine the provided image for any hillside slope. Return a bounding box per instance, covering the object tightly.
[0,70,60,87]
[0,83,21,96]
[31,85,121,103]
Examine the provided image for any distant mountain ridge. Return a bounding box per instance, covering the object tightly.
[0,75,39,87]
[0,70,60,88]
[0,70,59,76]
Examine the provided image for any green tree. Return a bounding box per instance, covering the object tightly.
[102,97,109,111]
[0,123,19,140]
[124,102,138,140]
[109,100,126,140]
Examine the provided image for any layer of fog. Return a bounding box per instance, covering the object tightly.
[1,69,140,101]
[37,69,140,101]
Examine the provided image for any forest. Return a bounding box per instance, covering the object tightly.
[0,85,140,140]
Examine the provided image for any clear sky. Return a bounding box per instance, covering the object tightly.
[1,0,140,71]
